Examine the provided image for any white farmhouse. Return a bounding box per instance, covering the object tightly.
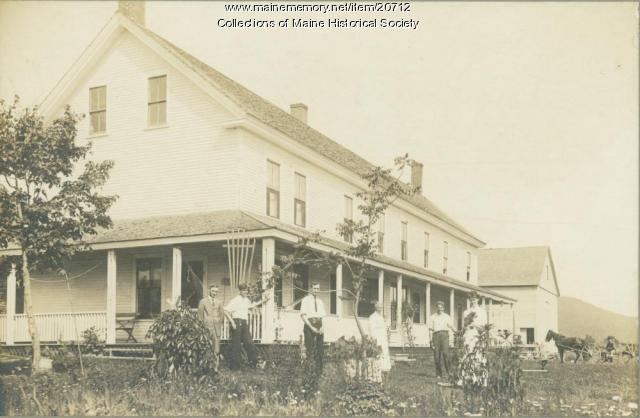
[0,3,515,347]
[478,246,560,344]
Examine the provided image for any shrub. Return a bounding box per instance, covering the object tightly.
[81,326,105,355]
[333,379,395,416]
[146,303,216,379]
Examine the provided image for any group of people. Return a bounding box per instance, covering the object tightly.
[427,290,488,384]
[198,280,488,386]
[197,283,265,371]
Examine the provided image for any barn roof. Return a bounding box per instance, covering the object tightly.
[478,246,556,288]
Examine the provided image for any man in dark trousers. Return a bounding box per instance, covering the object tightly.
[300,282,326,373]
[224,283,268,370]
[429,300,456,379]
[198,284,224,372]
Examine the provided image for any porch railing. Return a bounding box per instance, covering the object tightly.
[220,311,262,342]
[1,312,107,344]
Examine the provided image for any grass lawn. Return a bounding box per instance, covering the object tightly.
[0,354,637,416]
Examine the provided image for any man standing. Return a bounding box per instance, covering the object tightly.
[300,282,326,373]
[224,283,268,370]
[429,300,456,379]
[198,284,224,372]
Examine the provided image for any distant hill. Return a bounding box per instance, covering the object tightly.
[559,297,637,343]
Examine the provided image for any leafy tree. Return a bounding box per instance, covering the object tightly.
[272,155,418,341]
[0,97,116,370]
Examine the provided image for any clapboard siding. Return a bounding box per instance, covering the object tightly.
[239,130,479,284]
[60,31,239,221]
[30,252,108,313]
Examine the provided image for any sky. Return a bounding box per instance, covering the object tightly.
[0,1,637,316]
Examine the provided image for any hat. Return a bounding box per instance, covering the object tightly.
[436,300,445,307]
[374,301,383,309]
[238,283,248,291]
[468,291,479,300]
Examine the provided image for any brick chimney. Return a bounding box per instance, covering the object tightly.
[118,1,145,26]
[290,103,308,124]
[411,161,424,192]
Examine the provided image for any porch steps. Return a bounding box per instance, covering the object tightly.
[391,353,416,363]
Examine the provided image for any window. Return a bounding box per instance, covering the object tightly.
[401,221,408,261]
[136,258,162,319]
[343,195,353,243]
[411,290,421,323]
[89,86,106,134]
[466,251,471,281]
[294,173,306,227]
[266,160,280,218]
[377,214,385,253]
[423,232,430,268]
[330,274,337,314]
[292,264,309,310]
[148,75,167,126]
[274,260,284,308]
[181,260,204,309]
[390,282,397,329]
[357,279,376,317]
[443,241,448,275]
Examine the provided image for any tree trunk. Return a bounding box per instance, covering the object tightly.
[21,251,41,371]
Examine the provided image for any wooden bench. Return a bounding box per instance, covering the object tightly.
[116,313,138,343]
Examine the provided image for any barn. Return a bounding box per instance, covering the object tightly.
[478,246,560,344]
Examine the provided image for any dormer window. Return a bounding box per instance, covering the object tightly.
[148,75,167,126]
[89,86,106,135]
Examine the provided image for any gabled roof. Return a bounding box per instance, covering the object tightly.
[40,11,483,246]
[135,23,481,244]
[478,246,560,295]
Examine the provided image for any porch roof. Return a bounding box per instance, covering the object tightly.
[0,209,514,302]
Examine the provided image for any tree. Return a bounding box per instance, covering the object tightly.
[273,155,418,341]
[0,97,116,371]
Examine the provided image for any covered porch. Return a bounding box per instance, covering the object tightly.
[0,211,515,347]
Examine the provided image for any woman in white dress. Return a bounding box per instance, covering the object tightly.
[368,301,391,382]
[457,291,489,387]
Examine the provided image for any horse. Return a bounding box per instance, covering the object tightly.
[545,330,592,363]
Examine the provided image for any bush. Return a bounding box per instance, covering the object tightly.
[146,303,216,379]
[81,326,105,355]
[333,379,395,416]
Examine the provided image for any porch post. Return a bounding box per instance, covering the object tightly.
[261,238,276,343]
[449,288,454,317]
[396,275,403,329]
[106,250,117,345]
[488,299,493,323]
[336,264,343,317]
[466,297,470,309]
[481,297,486,308]
[6,264,16,346]
[377,270,384,312]
[425,282,431,345]
[172,247,182,307]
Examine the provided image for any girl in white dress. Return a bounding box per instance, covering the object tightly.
[368,301,391,382]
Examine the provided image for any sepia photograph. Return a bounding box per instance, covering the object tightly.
[0,1,637,416]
